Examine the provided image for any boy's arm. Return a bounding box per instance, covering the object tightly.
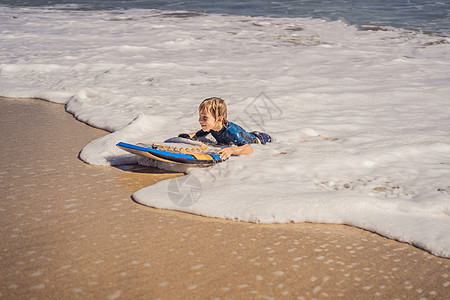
[218,144,253,159]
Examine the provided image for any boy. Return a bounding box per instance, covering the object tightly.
[179,97,271,160]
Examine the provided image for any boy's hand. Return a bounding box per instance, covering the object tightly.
[178,133,191,139]
[218,147,234,160]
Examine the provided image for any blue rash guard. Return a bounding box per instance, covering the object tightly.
[194,122,271,146]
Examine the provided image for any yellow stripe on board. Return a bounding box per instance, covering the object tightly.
[190,153,214,160]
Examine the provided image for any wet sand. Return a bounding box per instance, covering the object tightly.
[1,97,449,299]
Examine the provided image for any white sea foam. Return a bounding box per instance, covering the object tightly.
[1,7,449,257]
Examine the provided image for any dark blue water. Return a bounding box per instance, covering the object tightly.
[1,0,449,35]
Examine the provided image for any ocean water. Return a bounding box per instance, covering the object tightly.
[1,0,450,35]
[1,1,449,258]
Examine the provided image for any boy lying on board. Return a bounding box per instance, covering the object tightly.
[179,97,271,160]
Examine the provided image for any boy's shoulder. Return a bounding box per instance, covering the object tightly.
[225,121,247,132]
[225,121,241,129]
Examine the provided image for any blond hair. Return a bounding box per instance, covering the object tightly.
[199,97,228,125]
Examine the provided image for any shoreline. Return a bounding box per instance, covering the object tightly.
[1,97,449,299]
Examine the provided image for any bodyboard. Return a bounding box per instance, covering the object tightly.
[116,140,224,171]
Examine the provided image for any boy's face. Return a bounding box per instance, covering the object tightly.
[199,109,223,132]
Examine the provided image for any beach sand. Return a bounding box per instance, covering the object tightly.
[1,97,449,299]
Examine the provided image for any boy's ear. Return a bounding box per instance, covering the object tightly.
[217,116,224,123]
